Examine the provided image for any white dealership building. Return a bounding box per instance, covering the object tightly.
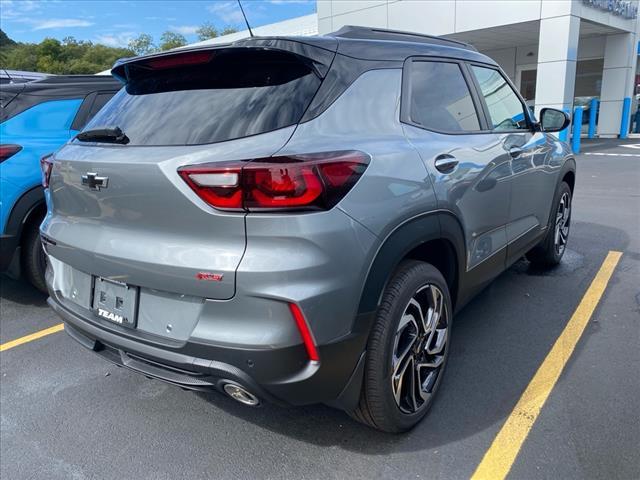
[318,0,639,137]
[195,0,639,137]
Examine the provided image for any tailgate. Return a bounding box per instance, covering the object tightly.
[42,129,293,300]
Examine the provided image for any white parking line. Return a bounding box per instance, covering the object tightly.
[584,153,640,157]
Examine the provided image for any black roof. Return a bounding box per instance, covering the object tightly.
[324,26,492,64]
[110,25,495,78]
[331,26,475,50]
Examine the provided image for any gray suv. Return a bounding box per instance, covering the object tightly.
[42,27,575,432]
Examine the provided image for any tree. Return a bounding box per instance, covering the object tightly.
[128,33,156,55]
[0,30,134,74]
[159,31,187,51]
[0,29,16,48]
[221,27,239,36]
[196,22,218,41]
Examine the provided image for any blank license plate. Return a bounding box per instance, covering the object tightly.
[92,277,138,328]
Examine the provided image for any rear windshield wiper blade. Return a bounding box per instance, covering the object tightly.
[76,126,130,144]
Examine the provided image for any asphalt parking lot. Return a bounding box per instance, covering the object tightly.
[1,139,639,480]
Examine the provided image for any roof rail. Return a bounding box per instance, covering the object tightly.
[329,25,477,51]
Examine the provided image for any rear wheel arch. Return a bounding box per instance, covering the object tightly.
[339,212,464,416]
[6,186,46,240]
[356,211,465,320]
[559,157,576,194]
[562,169,575,194]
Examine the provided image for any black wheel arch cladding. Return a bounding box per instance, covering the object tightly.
[355,211,465,319]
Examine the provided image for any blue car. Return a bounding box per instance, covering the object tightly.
[1,75,120,291]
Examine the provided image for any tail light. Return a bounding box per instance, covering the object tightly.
[178,151,370,212]
[0,144,22,163]
[40,154,53,188]
[288,303,319,362]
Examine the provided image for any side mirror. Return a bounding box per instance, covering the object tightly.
[539,108,570,133]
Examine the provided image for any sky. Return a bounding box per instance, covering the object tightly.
[0,0,316,47]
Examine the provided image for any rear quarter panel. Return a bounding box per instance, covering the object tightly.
[259,68,439,342]
[277,68,438,240]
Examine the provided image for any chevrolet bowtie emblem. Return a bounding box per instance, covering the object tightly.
[82,172,109,190]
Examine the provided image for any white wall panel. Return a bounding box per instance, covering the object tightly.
[540,0,574,19]
[538,15,579,63]
[330,4,388,31]
[455,0,541,32]
[330,0,386,17]
[387,0,455,36]
[318,16,333,34]
[317,0,332,19]
[603,33,635,69]
[600,68,630,102]
[597,101,624,137]
[535,60,577,105]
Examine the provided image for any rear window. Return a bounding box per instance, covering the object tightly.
[0,88,23,121]
[82,49,322,146]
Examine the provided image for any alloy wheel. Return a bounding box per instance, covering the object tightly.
[391,284,449,414]
[554,192,571,256]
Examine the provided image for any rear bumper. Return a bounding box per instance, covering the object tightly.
[42,204,379,409]
[48,292,369,409]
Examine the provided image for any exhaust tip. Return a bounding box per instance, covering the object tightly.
[222,382,260,406]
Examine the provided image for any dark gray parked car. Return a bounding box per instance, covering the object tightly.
[41,27,574,432]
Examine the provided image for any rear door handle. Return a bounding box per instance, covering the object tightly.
[434,155,458,173]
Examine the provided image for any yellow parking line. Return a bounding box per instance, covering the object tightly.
[471,250,622,480]
[0,323,65,352]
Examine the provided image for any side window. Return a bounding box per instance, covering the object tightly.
[407,61,480,132]
[471,66,528,131]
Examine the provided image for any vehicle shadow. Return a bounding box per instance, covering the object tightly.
[195,220,629,454]
[0,274,48,307]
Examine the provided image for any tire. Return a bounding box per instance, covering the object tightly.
[349,260,452,433]
[22,219,47,293]
[526,181,572,267]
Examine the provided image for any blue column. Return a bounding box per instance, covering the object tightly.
[572,106,583,154]
[620,97,631,139]
[588,98,598,138]
[559,108,570,142]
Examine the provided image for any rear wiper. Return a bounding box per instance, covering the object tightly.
[76,126,130,144]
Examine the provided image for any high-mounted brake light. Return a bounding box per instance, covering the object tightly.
[40,154,53,188]
[178,151,370,212]
[144,51,213,70]
[289,303,319,362]
[0,144,22,163]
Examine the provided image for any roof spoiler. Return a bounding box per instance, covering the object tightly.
[111,39,337,84]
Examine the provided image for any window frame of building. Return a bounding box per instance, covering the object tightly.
[400,56,494,135]
[466,62,535,133]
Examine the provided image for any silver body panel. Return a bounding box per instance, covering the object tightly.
[41,46,573,406]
